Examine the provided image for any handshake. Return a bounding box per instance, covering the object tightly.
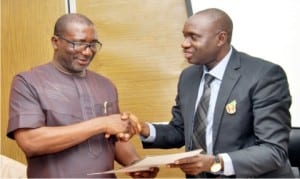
[102,112,148,141]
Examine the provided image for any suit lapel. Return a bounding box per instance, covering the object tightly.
[186,66,203,150]
[212,49,241,149]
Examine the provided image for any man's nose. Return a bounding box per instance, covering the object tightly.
[181,38,191,48]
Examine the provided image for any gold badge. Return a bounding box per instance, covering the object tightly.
[226,100,236,114]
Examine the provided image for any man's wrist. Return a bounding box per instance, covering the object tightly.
[140,123,156,142]
[210,155,222,173]
[219,155,224,171]
[140,122,150,137]
[218,153,236,176]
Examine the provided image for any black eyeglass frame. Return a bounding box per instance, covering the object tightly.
[55,35,102,52]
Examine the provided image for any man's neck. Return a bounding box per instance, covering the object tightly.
[51,60,86,77]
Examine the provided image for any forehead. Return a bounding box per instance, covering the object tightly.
[183,14,216,34]
[65,22,98,39]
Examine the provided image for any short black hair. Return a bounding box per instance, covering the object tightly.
[54,13,94,36]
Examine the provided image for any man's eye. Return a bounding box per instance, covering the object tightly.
[191,35,200,41]
[90,43,97,47]
[74,42,86,47]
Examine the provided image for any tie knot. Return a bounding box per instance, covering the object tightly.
[204,74,214,86]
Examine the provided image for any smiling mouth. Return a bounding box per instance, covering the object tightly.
[77,59,89,66]
[183,52,193,59]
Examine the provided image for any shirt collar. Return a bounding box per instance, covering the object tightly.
[203,46,232,81]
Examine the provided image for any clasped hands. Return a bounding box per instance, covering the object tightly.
[104,112,143,141]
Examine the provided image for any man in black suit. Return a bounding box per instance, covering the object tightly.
[137,8,294,178]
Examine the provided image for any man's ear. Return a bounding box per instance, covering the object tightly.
[216,31,227,46]
[51,36,59,50]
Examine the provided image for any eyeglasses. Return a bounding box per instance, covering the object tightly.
[56,35,102,52]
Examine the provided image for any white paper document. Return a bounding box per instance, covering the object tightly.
[87,149,202,175]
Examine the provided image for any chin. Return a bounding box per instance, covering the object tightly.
[186,58,198,65]
[73,65,87,72]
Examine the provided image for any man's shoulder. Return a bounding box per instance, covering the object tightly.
[234,49,276,67]
[232,49,287,79]
[11,63,53,90]
[17,63,52,76]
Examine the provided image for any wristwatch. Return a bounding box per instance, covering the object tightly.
[210,155,222,173]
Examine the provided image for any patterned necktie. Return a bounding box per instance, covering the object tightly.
[191,74,215,152]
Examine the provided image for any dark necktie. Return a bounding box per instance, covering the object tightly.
[191,74,215,152]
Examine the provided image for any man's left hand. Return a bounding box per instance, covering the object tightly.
[127,167,159,179]
[168,154,214,176]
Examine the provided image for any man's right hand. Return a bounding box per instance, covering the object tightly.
[103,114,131,137]
[104,113,143,141]
[107,112,151,141]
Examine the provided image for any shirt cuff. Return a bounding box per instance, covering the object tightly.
[140,123,156,142]
[219,153,235,176]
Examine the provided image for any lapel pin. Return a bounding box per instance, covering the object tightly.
[226,100,236,114]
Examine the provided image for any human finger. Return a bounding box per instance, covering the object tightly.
[174,155,201,164]
[105,133,110,138]
[127,167,159,178]
[121,112,130,120]
[128,113,142,132]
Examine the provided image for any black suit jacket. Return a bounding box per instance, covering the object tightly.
[143,48,294,177]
